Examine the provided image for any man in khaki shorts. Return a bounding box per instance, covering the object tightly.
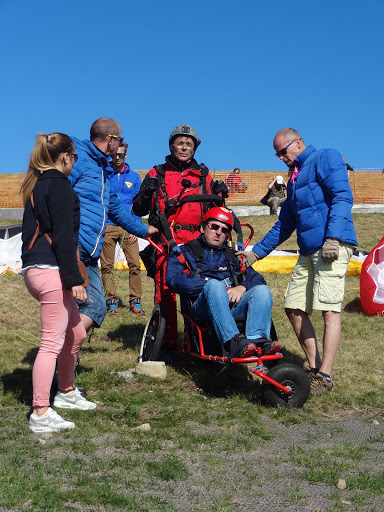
[237,128,357,396]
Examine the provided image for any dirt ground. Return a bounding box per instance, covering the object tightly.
[141,412,384,512]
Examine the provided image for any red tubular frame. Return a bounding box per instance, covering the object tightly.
[146,208,291,394]
[182,313,291,394]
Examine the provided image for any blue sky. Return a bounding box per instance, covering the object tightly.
[1,0,383,174]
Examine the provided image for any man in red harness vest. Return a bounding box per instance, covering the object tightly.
[133,124,227,343]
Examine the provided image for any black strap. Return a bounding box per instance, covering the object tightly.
[185,239,246,285]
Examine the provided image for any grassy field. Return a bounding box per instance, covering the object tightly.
[0,213,383,511]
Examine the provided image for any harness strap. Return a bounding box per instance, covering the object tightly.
[173,224,200,232]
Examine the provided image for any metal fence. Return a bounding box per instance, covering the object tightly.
[1,169,383,208]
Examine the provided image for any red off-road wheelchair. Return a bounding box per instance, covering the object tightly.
[139,194,310,408]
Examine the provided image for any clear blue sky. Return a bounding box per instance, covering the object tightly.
[1,0,383,174]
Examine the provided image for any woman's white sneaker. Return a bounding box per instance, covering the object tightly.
[29,407,75,433]
[53,387,97,410]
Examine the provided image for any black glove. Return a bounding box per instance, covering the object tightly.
[211,180,229,198]
[144,176,160,196]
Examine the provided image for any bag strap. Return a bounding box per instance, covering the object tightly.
[28,192,52,250]
[28,192,82,263]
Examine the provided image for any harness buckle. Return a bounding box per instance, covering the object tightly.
[174,224,182,232]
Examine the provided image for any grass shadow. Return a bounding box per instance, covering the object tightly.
[107,323,145,350]
[344,297,369,315]
[1,367,33,406]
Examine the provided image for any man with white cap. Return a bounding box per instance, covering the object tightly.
[266,175,287,215]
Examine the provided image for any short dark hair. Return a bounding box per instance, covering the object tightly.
[119,142,128,152]
[90,117,119,141]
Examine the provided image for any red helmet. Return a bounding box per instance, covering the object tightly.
[202,207,234,230]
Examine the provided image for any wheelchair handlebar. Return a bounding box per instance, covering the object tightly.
[146,237,165,254]
[240,222,254,249]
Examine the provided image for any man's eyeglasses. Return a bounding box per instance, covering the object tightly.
[174,141,194,148]
[275,138,299,158]
[116,152,126,159]
[108,134,124,144]
[207,222,230,235]
[68,152,79,162]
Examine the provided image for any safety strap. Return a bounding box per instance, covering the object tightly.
[185,238,245,286]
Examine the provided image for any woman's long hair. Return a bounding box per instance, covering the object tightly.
[20,132,74,205]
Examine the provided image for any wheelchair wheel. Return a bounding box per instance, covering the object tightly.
[261,363,310,408]
[139,304,166,362]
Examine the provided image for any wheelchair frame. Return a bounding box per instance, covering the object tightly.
[139,195,310,407]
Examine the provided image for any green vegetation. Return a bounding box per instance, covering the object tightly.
[0,213,383,511]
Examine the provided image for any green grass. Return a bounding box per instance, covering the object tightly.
[1,212,384,511]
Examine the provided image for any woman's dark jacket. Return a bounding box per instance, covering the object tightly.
[21,169,85,289]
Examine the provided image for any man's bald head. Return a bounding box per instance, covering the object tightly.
[273,128,306,167]
[90,118,120,142]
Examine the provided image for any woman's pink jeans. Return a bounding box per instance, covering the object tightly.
[24,268,86,407]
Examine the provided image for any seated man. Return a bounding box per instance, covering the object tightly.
[166,207,281,358]
[266,175,287,215]
[225,168,247,194]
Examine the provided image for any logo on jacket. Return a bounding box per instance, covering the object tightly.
[125,182,133,188]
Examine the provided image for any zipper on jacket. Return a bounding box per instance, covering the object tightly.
[91,167,106,257]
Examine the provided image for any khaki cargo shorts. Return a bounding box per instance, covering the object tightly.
[284,243,354,314]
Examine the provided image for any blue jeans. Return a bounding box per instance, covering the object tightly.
[192,280,272,345]
[77,243,107,327]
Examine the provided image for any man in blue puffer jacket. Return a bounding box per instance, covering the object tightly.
[69,118,157,331]
[237,128,357,396]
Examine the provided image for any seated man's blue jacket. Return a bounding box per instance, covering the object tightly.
[253,146,358,258]
[106,163,142,226]
[166,235,267,301]
[68,138,148,259]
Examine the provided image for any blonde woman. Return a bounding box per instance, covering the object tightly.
[20,133,95,433]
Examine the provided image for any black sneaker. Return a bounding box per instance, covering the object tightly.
[229,334,257,358]
[261,340,282,355]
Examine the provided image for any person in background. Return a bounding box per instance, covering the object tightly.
[69,118,157,333]
[225,168,247,194]
[237,128,357,396]
[266,175,287,215]
[100,142,145,316]
[20,133,96,433]
[343,157,354,179]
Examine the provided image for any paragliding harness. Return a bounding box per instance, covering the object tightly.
[180,238,246,288]
[140,163,244,278]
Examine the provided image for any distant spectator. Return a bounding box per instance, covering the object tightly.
[225,168,247,194]
[100,142,145,316]
[266,175,287,215]
[343,157,353,179]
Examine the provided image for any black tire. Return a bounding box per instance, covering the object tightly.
[139,304,166,362]
[261,363,310,408]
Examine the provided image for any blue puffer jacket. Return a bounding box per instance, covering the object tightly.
[68,138,148,258]
[253,145,358,258]
[106,164,142,226]
[166,235,266,301]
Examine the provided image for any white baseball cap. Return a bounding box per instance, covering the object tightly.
[276,175,284,184]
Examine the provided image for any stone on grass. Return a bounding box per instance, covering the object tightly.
[337,479,346,489]
[135,361,167,379]
[133,423,151,432]
[115,369,135,382]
